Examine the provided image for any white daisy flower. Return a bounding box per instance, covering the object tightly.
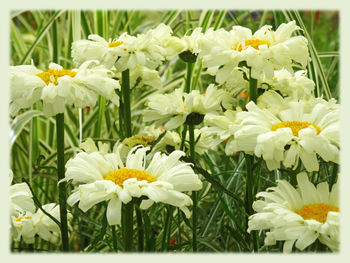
[198,21,309,86]
[128,65,162,89]
[11,203,70,244]
[256,89,338,117]
[248,172,339,253]
[221,68,315,98]
[72,24,184,72]
[10,60,120,116]
[62,144,202,225]
[9,63,44,117]
[10,170,35,217]
[231,91,339,171]
[202,109,242,155]
[178,27,204,63]
[71,34,121,69]
[182,27,204,55]
[79,137,111,155]
[185,127,220,155]
[143,84,234,130]
[141,125,218,155]
[144,23,185,61]
[261,68,315,99]
[140,125,181,153]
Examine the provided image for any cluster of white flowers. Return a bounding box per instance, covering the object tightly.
[9,18,339,252]
[10,171,69,244]
[11,203,71,244]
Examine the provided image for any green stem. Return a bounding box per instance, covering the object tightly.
[247,70,259,252]
[122,69,132,137]
[94,96,106,138]
[111,225,118,252]
[184,62,194,93]
[244,154,258,252]
[177,207,182,245]
[166,207,173,248]
[161,206,171,251]
[249,73,258,104]
[28,114,33,186]
[56,113,69,252]
[118,91,125,140]
[93,10,108,139]
[123,202,134,252]
[120,68,133,252]
[188,124,198,252]
[135,204,144,252]
[52,20,58,63]
[179,125,188,151]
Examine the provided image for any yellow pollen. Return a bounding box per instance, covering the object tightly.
[233,39,271,52]
[36,68,77,85]
[122,135,155,148]
[296,203,339,223]
[271,121,321,136]
[108,41,124,48]
[15,216,32,222]
[104,168,156,187]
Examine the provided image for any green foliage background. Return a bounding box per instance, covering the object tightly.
[10,10,339,252]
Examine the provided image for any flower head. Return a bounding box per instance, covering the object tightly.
[231,91,339,171]
[62,143,202,225]
[181,27,204,55]
[10,60,120,116]
[10,170,35,217]
[72,23,184,72]
[140,125,217,155]
[11,203,71,244]
[143,84,235,130]
[199,21,309,86]
[202,109,242,155]
[261,68,315,99]
[248,173,339,252]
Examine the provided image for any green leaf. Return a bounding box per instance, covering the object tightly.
[20,10,65,65]
[197,237,224,252]
[91,208,108,247]
[193,165,245,207]
[10,10,27,18]
[10,20,27,59]
[199,10,214,32]
[213,10,227,30]
[163,10,181,26]
[10,110,43,148]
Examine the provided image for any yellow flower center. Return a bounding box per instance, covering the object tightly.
[271,121,321,136]
[233,39,271,52]
[296,203,339,223]
[122,135,155,148]
[104,168,157,187]
[36,68,77,85]
[108,41,124,48]
[15,216,43,222]
[15,216,32,222]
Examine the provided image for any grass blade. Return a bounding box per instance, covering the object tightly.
[20,10,65,65]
